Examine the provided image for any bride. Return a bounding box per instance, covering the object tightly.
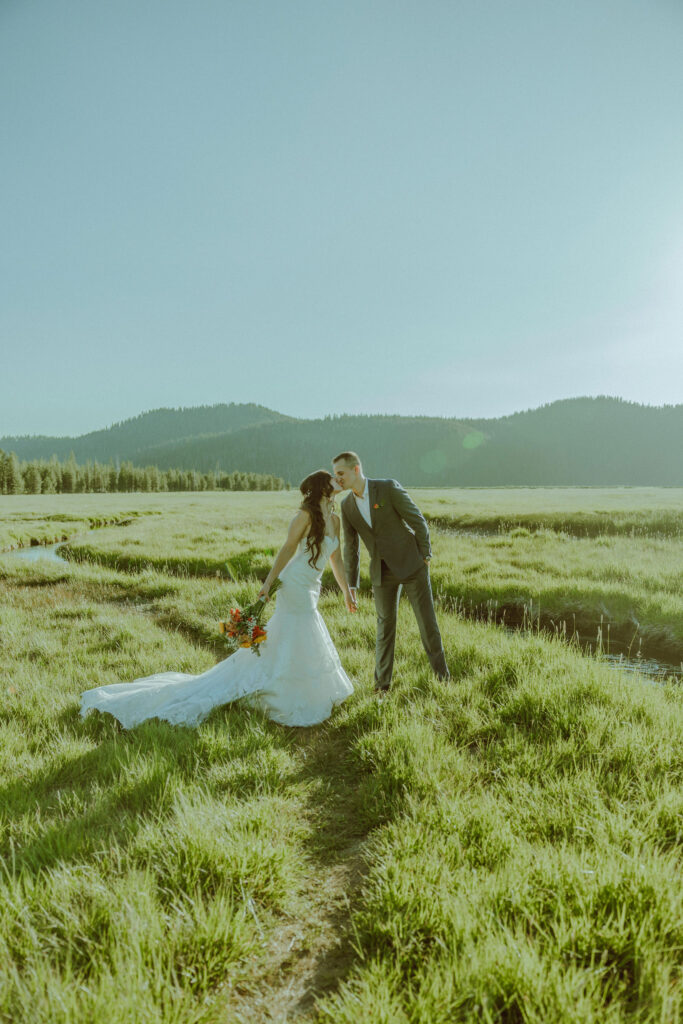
[80,470,356,729]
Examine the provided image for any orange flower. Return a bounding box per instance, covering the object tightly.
[253,634,267,644]
[373,503,380,509]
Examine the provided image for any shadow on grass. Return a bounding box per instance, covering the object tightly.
[1,698,388,877]
[290,731,371,1011]
[266,695,411,1011]
[0,711,205,875]
[2,684,403,1012]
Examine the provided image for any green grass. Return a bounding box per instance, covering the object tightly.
[48,491,683,662]
[0,495,161,552]
[418,487,683,538]
[1,491,682,1022]
[427,529,683,661]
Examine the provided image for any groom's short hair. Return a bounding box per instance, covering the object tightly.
[333,451,361,469]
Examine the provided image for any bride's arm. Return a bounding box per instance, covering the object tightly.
[329,515,356,613]
[258,510,310,599]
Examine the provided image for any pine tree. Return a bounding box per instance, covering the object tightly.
[3,452,24,494]
[61,453,78,493]
[22,463,42,494]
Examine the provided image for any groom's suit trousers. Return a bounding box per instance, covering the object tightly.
[374,560,449,690]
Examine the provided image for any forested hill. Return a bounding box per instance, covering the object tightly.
[2,397,681,485]
[0,404,291,463]
[463,398,682,486]
[133,398,681,485]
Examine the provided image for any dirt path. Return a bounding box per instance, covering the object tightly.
[220,839,364,1022]
[211,720,372,1022]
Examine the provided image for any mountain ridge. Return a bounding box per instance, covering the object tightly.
[2,397,681,486]
[0,403,293,463]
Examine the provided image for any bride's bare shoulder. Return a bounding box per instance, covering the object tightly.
[291,509,311,527]
[286,508,311,541]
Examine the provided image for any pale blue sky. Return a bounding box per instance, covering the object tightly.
[2,0,682,436]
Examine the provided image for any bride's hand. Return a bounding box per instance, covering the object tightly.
[258,583,270,601]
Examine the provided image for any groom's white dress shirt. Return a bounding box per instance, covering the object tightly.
[354,481,373,528]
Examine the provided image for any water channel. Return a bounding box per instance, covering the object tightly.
[4,540,70,564]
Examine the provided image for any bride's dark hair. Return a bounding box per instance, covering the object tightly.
[299,469,335,569]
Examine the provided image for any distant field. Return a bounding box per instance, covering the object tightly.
[2,487,681,552]
[0,493,169,551]
[419,486,683,536]
[1,489,682,1022]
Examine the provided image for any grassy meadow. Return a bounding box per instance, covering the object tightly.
[1,489,682,1023]
[39,489,683,664]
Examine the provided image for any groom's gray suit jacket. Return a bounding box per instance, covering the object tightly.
[341,478,431,588]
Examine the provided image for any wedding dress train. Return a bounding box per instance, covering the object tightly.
[80,535,353,728]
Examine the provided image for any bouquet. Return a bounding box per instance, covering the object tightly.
[219,579,282,657]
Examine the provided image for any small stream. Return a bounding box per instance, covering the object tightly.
[4,541,70,564]
[430,525,682,682]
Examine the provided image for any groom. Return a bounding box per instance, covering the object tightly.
[332,451,450,691]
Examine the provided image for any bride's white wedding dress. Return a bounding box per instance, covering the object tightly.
[80,534,353,729]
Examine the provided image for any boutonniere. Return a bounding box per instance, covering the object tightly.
[373,501,385,510]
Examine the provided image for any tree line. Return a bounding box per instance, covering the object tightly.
[0,451,286,495]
